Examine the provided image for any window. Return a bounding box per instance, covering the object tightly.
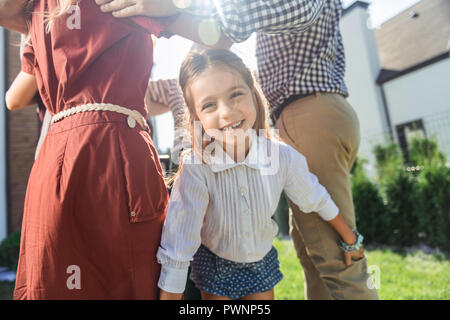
[395,119,425,163]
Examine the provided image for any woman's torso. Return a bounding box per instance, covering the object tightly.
[28,0,161,116]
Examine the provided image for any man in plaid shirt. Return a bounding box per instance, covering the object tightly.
[96,0,378,300]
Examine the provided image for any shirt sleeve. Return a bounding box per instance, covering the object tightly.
[21,44,35,75]
[157,155,209,293]
[184,0,326,42]
[147,79,186,126]
[130,16,176,38]
[147,79,188,161]
[147,79,174,106]
[283,145,339,221]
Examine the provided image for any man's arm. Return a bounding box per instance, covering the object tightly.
[0,0,30,34]
[95,0,325,43]
[185,0,326,42]
[161,12,232,49]
[96,0,231,48]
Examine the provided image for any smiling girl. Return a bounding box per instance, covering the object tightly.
[157,49,365,300]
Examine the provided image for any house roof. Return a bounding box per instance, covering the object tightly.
[374,0,450,72]
[343,1,369,16]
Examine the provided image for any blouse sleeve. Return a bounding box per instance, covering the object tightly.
[157,154,209,293]
[283,145,339,221]
[21,44,36,75]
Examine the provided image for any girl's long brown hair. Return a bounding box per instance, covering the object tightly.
[167,48,272,186]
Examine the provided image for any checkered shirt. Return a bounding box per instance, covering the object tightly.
[184,0,348,120]
[147,79,191,161]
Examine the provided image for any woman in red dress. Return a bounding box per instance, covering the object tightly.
[0,0,230,299]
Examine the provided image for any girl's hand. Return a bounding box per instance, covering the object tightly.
[327,213,365,266]
[159,289,183,300]
[343,244,365,267]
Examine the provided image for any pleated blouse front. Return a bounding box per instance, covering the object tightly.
[157,136,339,293]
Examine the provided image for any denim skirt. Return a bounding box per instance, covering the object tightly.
[190,245,283,299]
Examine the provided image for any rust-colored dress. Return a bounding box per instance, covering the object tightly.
[14,0,169,299]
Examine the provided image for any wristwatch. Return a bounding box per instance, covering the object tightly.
[339,230,364,253]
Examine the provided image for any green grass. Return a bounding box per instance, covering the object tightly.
[273,238,450,300]
[0,281,15,300]
[1,239,449,300]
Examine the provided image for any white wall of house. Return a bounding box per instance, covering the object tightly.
[340,6,389,173]
[383,57,450,159]
[0,28,8,241]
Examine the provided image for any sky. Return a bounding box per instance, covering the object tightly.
[153,0,423,152]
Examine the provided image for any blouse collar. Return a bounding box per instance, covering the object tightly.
[204,133,273,173]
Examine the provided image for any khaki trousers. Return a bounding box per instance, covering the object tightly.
[275,93,378,300]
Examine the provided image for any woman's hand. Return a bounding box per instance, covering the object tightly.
[95,0,179,18]
[160,289,183,300]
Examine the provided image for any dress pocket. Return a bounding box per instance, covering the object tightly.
[116,126,169,223]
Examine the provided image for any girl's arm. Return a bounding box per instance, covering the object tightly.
[283,146,364,266]
[157,155,210,299]
[327,214,364,266]
[5,71,38,110]
[0,0,30,34]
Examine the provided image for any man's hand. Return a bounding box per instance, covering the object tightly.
[95,0,233,49]
[95,0,179,18]
[0,0,30,34]
[0,0,28,18]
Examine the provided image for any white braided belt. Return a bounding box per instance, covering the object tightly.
[51,103,148,129]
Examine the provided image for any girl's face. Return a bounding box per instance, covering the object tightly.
[189,66,257,154]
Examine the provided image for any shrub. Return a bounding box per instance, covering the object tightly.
[416,164,450,251]
[373,142,403,186]
[409,137,446,167]
[351,158,390,244]
[353,139,449,252]
[0,230,21,271]
[383,169,420,246]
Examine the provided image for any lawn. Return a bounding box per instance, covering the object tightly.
[273,238,450,300]
[1,239,449,300]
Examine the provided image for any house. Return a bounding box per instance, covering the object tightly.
[341,0,450,174]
